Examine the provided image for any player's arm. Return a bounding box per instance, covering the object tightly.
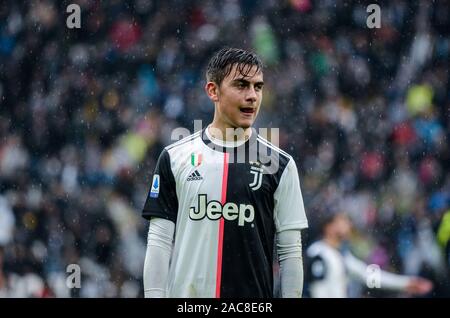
[143,217,175,298]
[344,252,433,294]
[273,158,309,298]
[141,148,178,297]
[303,251,329,298]
[277,229,304,297]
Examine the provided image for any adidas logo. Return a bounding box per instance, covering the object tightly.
[187,170,203,181]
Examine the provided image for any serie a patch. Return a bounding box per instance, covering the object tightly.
[150,174,160,198]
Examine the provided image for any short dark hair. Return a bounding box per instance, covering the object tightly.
[206,47,263,86]
[318,212,348,234]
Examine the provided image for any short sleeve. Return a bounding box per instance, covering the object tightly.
[142,149,178,223]
[273,158,308,232]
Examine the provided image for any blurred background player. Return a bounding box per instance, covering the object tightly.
[305,212,433,298]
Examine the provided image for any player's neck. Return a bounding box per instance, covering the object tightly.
[208,121,252,143]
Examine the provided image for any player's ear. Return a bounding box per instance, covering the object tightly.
[205,82,219,102]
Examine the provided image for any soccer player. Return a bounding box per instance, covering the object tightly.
[142,48,308,298]
[305,212,433,298]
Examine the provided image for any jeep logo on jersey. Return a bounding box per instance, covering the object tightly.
[189,194,255,226]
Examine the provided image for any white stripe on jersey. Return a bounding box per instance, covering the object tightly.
[166,130,202,151]
[165,134,225,297]
[256,136,291,159]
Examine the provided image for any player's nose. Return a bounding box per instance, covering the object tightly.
[245,87,257,103]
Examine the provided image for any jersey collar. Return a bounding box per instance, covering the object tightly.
[201,126,258,153]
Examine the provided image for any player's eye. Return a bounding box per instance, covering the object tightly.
[234,80,248,89]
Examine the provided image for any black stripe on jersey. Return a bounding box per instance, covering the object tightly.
[306,254,327,281]
[303,254,327,298]
[219,137,292,298]
[142,149,178,223]
[220,163,275,298]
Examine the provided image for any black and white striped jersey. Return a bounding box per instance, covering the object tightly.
[142,127,308,298]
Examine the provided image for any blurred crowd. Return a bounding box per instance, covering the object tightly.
[0,0,449,297]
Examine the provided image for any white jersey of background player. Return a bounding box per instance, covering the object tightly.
[305,213,433,298]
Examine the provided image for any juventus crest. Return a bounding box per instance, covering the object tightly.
[249,162,263,191]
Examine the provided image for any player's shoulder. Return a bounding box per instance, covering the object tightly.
[306,240,329,257]
[255,134,294,176]
[165,130,202,153]
[256,134,292,161]
[305,242,329,284]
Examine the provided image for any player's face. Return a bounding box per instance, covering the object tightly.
[212,64,264,129]
[335,214,352,240]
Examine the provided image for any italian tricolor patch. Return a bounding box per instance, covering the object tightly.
[191,152,203,167]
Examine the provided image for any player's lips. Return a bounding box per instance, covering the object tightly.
[239,107,255,114]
